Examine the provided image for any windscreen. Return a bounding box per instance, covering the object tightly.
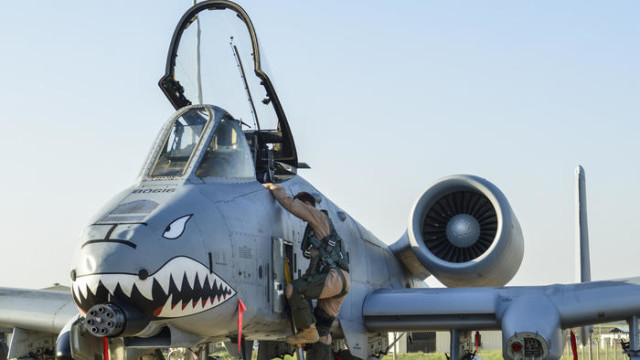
[150,108,211,177]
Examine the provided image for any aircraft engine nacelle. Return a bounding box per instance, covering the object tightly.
[391,174,524,287]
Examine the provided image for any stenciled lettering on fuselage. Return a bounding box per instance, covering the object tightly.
[131,188,177,194]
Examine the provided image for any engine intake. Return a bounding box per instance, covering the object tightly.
[424,190,497,263]
[391,174,524,287]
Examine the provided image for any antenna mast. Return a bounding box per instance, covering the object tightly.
[193,0,203,104]
[231,38,260,130]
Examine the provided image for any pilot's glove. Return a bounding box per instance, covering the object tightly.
[263,182,280,192]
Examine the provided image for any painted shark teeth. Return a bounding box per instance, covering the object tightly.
[154,287,231,318]
[87,276,100,297]
[72,256,236,318]
[135,277,154,300]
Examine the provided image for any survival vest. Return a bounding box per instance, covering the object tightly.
[300,210,349,274]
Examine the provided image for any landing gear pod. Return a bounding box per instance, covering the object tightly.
[502,295,563,360]
[56,315,81,360]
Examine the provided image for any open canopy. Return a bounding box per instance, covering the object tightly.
[159,0,298,173]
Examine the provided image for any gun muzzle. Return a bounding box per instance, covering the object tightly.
[85,303,149,337]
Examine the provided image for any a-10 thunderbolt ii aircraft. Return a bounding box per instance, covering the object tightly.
[3,2,640,360]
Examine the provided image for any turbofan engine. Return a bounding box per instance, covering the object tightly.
[391,174,524,287]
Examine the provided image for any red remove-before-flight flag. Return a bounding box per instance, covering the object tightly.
[237,299,247,354]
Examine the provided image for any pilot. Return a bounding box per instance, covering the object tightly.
[263,183,350,358]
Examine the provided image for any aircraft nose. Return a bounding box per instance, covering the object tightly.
[73,195,237,321]
[72,255,237,320]
[73,222,148,281]
[80,223,143,250]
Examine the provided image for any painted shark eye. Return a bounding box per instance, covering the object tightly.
[163,214,193,239]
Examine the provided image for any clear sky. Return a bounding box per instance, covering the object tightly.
[0,1,639,289]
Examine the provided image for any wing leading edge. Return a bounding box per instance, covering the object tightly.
[364,277,640,331]
[363,277,640,358]
[0,287,76,334]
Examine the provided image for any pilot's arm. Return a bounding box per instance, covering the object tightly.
[263,183,330,239]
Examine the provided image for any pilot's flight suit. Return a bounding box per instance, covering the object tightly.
[264,183,350,359]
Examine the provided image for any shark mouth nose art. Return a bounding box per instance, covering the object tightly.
[72,257,235,318]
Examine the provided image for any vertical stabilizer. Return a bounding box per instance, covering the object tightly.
[575,165,591,283]
[575,165,593,348]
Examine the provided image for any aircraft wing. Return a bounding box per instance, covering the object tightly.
[363,277,640,358]
[0,287,76,334]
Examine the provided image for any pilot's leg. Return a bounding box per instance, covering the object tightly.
[285,274,326,344]
[305,341,333,360]
[307,268,350,358]
[317,269,349,299]
[317,268,350,317]
[306,307,335,360]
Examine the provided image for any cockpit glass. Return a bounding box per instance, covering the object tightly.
[150,108,211,177]
[173,8,279,132]
[196,117,255,179]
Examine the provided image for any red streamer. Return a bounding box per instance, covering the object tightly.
[237,299,247,354]
[570,330,578,360]
[102,337,109,360]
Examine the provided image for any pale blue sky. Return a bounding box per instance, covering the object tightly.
[0,1,639,288]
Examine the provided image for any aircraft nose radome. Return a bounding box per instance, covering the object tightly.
[71,256,236,319]
[79,222,149,250]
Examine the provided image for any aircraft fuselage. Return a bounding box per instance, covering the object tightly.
[71,125,408,343]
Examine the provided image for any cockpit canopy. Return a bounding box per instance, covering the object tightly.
[195,116,254,179]
[146,105,256,181]
[158,1,299,179]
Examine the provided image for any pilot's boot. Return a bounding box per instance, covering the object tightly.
[285,324,320,344]
[305,341,333,360]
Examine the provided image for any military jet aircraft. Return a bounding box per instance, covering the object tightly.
[2,2,640,360]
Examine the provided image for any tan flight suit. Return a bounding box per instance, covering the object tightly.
[265,184,350,349]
